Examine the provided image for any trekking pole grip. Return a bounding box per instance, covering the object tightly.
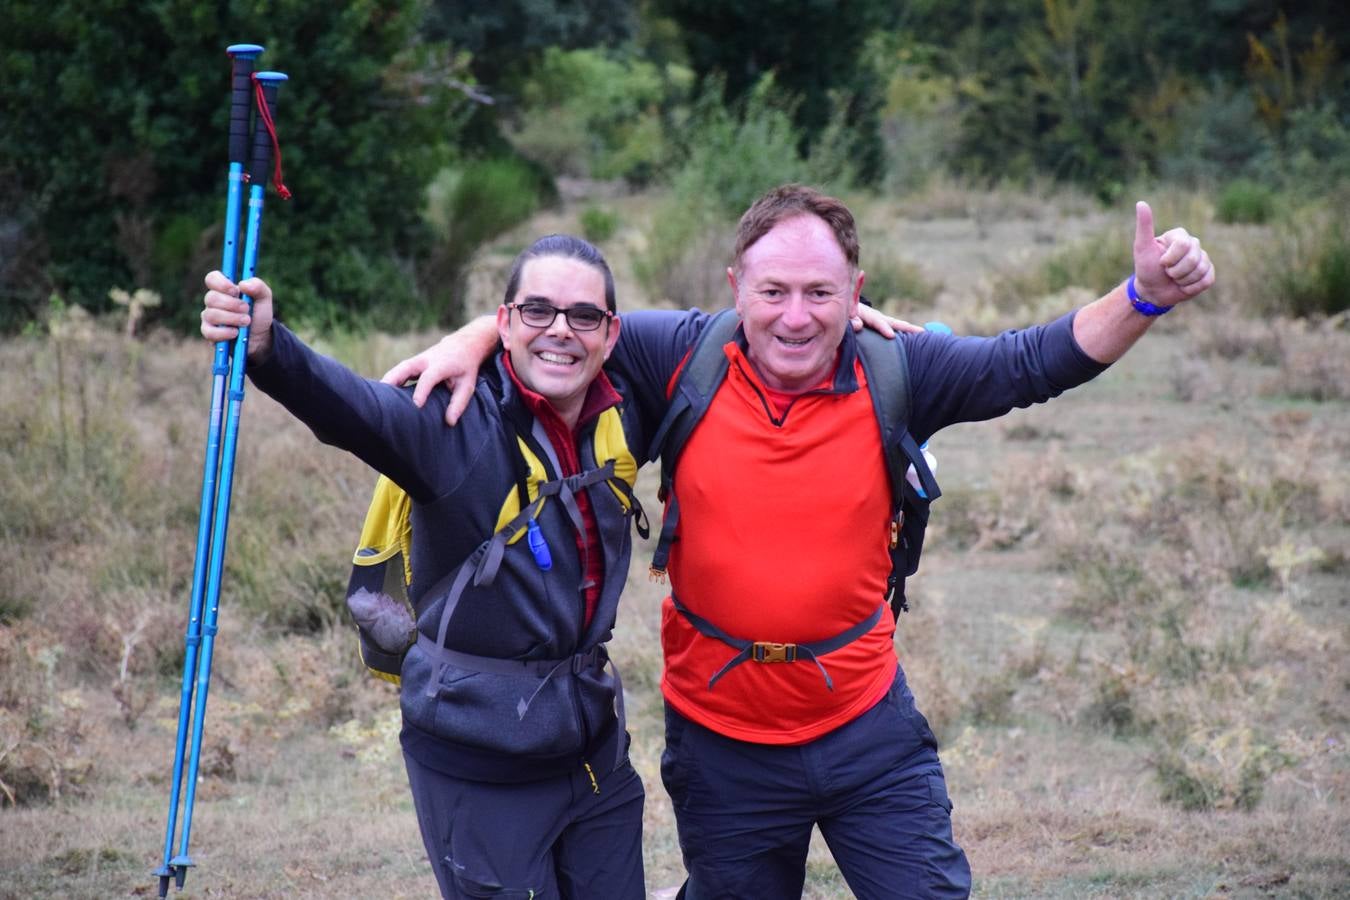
[248,72,288,188]
[226,44,263,165]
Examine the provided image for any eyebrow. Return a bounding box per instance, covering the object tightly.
[753,279,843,291]
[519,295,603,309]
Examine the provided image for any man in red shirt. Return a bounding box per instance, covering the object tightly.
[386,185,1215,898]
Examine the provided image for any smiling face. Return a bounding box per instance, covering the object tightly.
[496,255,620,428]
[729,213,863,394]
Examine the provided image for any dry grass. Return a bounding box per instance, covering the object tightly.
[2,188,1348,898]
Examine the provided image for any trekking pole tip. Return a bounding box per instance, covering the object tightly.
[226,43,264,58]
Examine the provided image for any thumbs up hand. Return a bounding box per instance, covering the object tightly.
[1131,200,1215,309]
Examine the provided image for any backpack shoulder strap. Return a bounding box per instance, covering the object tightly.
[855,329,939,503]
[854,329,940,618]
[646,308,740,580]
[648,308,741,475]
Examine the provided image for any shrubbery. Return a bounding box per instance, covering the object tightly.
[421,156,553,326]
[508,47,688,185]
[633,76,855,307]
[1216,179,1277,224]
[0,0,466,333]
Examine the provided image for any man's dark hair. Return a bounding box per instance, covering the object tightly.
[503,234,617,312]
[732,184,860,272]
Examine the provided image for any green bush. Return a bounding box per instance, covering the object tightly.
[422,157,551,324]
[1286,214,1350,318]
[509,47,687,184]
[634,75,828,306]
[1216,179,1276,224]
[0,0,466,334]
[859,251,941,307]
[579,206,619,244]
[1252,194,1350,318]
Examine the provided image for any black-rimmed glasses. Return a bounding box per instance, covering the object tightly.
[507,301,613,332]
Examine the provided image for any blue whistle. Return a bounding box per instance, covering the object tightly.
[526,519,552,570]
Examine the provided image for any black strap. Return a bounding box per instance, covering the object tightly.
[647,310,740,575]
[671,597,886,692]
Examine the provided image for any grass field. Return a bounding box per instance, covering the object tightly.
[1,183,1347,898]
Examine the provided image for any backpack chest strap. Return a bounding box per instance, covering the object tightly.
[671,597,885,692]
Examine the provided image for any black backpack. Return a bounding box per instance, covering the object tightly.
[645,308,940,619]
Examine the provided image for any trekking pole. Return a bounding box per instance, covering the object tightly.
[164,69,289,897]
[155,42,262,899]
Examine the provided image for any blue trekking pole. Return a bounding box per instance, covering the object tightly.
[155,43,262,899]
[157,67,289,898]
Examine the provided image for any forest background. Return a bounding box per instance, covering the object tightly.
[1,1,1348,897]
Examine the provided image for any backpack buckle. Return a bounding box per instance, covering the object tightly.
[752,641,797,663]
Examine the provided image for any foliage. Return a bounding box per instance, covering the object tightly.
[422,0,638,94]
[421,157,552,326]
[872,38,968,193]
[1216,178,1276,224]
[507,47,688,184]
[579,206,620,244]
[889,1,1350,195]
[859,253,942,308]
[633,76,828,306]
[0,0,468,333]
[1248,192,1350,318]
[653,0,898,185]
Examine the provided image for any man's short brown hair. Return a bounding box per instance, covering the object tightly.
[732,184,860,272]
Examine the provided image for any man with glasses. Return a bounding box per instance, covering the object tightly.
[386,184,1215,898]
[199,234,650,899]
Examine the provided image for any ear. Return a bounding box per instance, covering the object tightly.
[602,314,621,360]
[728,267,742,314]
[849,269,864,317]
[496,305,513,348]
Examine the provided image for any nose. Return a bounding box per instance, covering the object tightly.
[779,292,812,329]
[544,309,576,338]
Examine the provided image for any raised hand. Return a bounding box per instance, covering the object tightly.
[1132,201,1215,308]
[200,271,274,358]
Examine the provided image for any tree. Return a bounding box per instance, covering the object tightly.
[652,0,900,185]
[0,0,468,332]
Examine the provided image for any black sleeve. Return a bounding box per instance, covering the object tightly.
[246,323,493,503]
[605,308,714,434]
[904,310,1109,443]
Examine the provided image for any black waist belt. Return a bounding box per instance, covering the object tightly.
[671,597,886,691]
[416,634,626,771]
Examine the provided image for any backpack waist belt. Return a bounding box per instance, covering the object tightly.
[671,596,885,692]
[417,633,627,772]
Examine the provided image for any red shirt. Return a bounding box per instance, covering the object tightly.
[660,343,898,744]
[503,354,621,629]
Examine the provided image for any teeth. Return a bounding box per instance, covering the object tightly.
[778,336,811,346]
[538,351,577,365]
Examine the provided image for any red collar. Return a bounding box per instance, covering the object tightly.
[726,343,843,416]
[502,353,622,433]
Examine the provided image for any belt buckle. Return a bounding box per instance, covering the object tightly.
[752,641,796,663]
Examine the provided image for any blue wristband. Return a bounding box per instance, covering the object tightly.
[1126,274,1172,317]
